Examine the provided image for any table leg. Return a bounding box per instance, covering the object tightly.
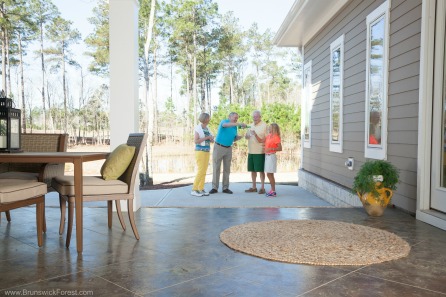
[74,159,83,253]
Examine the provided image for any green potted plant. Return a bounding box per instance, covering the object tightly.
[352,160,399,216]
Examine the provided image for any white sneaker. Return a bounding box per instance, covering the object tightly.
[191,190,204,197]
[200,190,210,196]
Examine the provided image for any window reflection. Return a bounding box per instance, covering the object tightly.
[331,47,341,142]
[368,17,385,146]
[304,67,311,141]
[0,119,6,148]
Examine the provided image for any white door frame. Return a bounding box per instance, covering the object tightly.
[417,0,446,230]
[430,0,446,211]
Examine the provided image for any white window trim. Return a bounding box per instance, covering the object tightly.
[329,34,344,153]
[364,1,390,160]
[303,60,312,148]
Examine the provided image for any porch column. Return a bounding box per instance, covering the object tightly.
[109,0,141,210]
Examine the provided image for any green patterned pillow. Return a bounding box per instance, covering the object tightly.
[100,144,135,180]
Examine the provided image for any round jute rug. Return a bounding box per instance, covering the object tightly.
[220,220,411,266]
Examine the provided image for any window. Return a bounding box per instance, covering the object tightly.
[303,61,312,148]
[365,1,389,159]
[330,35,344,153]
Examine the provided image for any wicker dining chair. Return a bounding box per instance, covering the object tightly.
[0,133,68,186]
[52,133,147,248]
[0,133,68,222]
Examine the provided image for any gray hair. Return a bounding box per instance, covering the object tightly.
[228,112,238,118]
[252,110,261,117]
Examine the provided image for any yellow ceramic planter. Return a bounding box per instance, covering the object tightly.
[357,182,393,216]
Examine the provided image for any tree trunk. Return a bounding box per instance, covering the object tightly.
[40,22,46,132]
[256,65,260,107]
[141,0,157,186]
[46,81,54,132]
[0,3,6,93]
[62,46,67,133]
[153,41,158,144]
[170,54,173,100]
[200,78,205,110]
[18,32,27,131]
[186,63,192,132]
[208,78,211,112]
[78,67,84,145]
[229,71,234,104]
[6,31,11,97]
[192,32,197,125]
[1,31,6,93]
[26,96,33,132]
[267,83,270,105]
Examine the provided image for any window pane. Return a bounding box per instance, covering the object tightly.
[331,47,341,142]
[368,17,385,146]
[304,67,311,141]
[0,119,6,148]
[10,118,19,148]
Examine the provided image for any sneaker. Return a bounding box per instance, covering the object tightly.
[266,191,276,197]
[191,190,204,197]
[209,189,218,194]
[200,190,210,196]
[222,189,233,194]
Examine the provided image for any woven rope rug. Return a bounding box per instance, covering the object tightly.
[220,220,411,266]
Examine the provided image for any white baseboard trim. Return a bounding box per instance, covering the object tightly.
[416,210,446,231]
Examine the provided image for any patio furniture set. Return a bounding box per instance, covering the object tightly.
[0,132,146,254]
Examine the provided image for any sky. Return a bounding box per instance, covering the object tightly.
[50,0,296,68]
[217,0,294,32]
[23,0,296,112]
[53,0,295,37]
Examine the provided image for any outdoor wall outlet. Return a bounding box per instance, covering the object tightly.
[345,157,354,170]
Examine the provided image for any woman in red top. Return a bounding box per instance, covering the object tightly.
[264,123,282,197]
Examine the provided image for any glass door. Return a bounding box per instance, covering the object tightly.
[431,0,446,212]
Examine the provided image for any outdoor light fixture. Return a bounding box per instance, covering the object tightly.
[0,90,21,153]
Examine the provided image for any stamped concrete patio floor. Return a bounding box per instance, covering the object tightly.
[1,184,446,296]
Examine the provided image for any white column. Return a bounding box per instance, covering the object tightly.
[109,0,141,210]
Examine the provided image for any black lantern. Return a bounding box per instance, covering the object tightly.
[0,90,21,153]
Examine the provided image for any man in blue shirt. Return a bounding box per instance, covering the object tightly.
[210,112,247,194]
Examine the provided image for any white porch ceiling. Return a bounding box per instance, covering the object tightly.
[274,0,350,48]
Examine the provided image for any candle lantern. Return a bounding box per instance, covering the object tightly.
[0,90,21,153]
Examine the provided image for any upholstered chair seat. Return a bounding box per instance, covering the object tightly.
[51,176,129,196]
[0,179,47,246]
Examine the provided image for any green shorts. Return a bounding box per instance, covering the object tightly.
[247,154,265,172]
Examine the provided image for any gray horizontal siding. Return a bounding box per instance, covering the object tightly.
[388,117,418,131]
[388,89,419,106]
[389,33,421,59]
[388,103,419,119]
[389,48,421,74]
[302,0,421,212]
[388,61,420,83]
